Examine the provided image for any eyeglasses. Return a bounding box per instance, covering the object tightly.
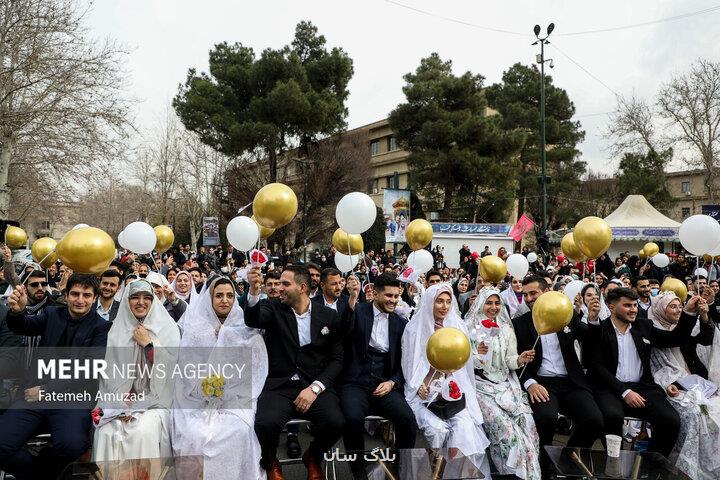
[28,282,49,288]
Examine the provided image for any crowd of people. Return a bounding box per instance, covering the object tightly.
[0,239,719,480]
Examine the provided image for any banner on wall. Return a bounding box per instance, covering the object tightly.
[383,189,411,244]
[202,217,220,246]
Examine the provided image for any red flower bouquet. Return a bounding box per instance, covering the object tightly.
[481,319,499,329]
[447,380,462,400]
[91,407,103,425]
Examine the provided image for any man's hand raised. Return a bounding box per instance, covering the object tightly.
[247,266,263,297]
[8,285,27,313]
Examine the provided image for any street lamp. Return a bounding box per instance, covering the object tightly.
[294,157,314,263]
[532,23,554,255]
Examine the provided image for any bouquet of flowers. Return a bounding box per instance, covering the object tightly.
[472,318,500,361]
[201,374,225,408]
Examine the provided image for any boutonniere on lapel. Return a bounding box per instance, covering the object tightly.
[642,337,651,345]
[563,326,571,334]
[321,326,330,336]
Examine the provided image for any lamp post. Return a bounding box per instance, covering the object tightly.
[294,158,313,263]
[533,22,554,253]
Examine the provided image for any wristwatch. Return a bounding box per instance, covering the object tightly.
[310,383,322,395]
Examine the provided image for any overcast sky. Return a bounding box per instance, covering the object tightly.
[88,0,720,173]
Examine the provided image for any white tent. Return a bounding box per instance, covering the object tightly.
[603,195,679,257]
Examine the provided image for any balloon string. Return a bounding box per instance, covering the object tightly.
[697,256,701,296]
[423,369,443,410]
[518,335,541,379]
[237,202,253,214]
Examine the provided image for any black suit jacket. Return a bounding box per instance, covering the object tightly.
[311,293,354,337]
[7,305,111,395]
[586,312,696,397]
[244,298,344,391]
[513,311,592,392]
[340,302,406,387]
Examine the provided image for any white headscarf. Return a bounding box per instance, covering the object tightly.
[467,287,512,328]
[171,270,196,304]
[580,283,611,322]
[401,283,484,424]
[96,279,181,421]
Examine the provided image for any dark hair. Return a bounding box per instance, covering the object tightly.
[188,267,202,275]
[426,270,442,282]
[263,271,281,283]
[581,283,600,298]
[522,275,549,291]
[320,267,342,283]
[210,277,235,295]
[306,262,321,274]
[605,287,639,304]
[100,270,122,282]
[66,273,100,296]
[692,275,708,282]
[373,272,401,291]
[167,267,178,276]
[27,270,46,280]
[632,275,649,287]
[284,264,311,290]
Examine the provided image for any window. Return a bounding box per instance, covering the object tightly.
[370,140,380,156]
[39,221,50,230]
[681,181,690,194]
[368,179,379,194]
[682,207,691,218]
[386,173,399,189]
[387,136,398,151]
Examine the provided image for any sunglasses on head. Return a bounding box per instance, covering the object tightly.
[28,281,49,288]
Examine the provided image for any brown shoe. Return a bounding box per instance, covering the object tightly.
[302,449,325,480]
[267,459,285,480]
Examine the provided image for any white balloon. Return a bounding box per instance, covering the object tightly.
[226,216,259,251]
[123,221,156,254]
[563,280,585,303]
[73,223,89,230]
[506,253,529,278]
[709,242,720,257]
[527,252,538,264]
[652,253,670,268]
[334,252,360,273]
[695,268,709,278]
[118,230,128,250]
[335,192,377,234]
[679,215,720,255]
[407,249,434,273]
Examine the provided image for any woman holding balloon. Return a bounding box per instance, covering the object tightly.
[401,284,490,470]
[465,287,541,480]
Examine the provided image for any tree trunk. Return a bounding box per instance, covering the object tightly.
[269,148,277,183]
[442,185,453,220]
[0,135,15,219]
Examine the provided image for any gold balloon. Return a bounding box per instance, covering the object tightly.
[405,219,433,251]
[661,277,688,303]
[154,225,175,254]
[532,291,574,335]
[426,327,471,373]
[573,216,612,259]
[331,228,363,255]
[31,237,58,268]
[479,255,507,283]
[643,242,659,257]
[639,248,647,260]
[252,215,276,239]
[253,183,298,229]
[56,227,116,274]
[561,232,587,263]
[5,226,27,249]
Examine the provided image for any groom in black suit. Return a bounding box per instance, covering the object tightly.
[338,273,417,473]
[245,264,345,480]
[512,276,604,450]
[0,274,110,480]
[586,287,698,457]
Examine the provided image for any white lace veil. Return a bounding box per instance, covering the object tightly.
[171,270,196,304]
[401,283,485,425]
[466,287,512,328]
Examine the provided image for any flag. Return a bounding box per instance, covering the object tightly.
[509,214,536,241]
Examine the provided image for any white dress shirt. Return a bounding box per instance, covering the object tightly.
[369,306,390,353]
[323,296,338,311]
[96,301,112,321]
[614,323,642,397]
[524,333,568,389]
[638,299,651,311]
[247,293,325,391]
